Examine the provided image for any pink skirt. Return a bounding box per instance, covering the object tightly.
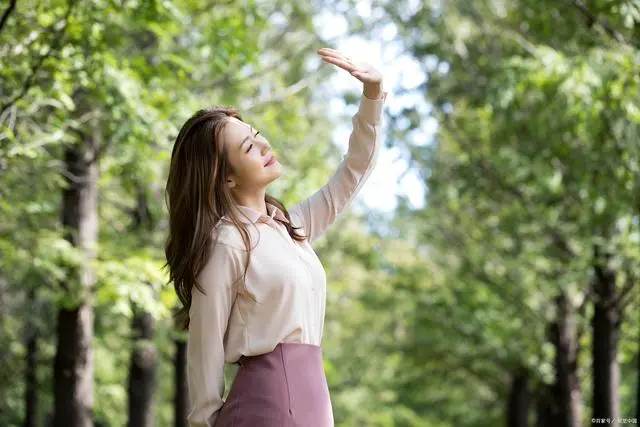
[214,342,334,427]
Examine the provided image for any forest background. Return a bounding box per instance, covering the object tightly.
[1,0,639,426]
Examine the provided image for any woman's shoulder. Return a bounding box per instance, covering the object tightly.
[211,221,247,252]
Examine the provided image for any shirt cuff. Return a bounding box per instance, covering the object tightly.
[358,90,388,125]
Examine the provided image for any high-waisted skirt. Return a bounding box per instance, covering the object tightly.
[214,342,334,427]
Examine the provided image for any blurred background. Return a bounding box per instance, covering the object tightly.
[1,0,639,426]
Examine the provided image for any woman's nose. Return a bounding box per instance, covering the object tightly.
[260,141,270,154]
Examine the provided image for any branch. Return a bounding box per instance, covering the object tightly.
[0,103,17,142]
[93,122,127,162]
[199,25,297,90]
[418,357,507,393]
[200,30,346,92]
[2,109,97,161]
[470,266,540,324]
[428,219,541,325]
[616,261,637,309]
[0,0,17,35]
[571,0,639,48]
[464,148,577,261]
[99,191,135,218]
[461,3,540,57]
[401,328,512,392]
[239,67,329,111]
[475,159,577,261]
[617,275,636,309]
[575,285,591,345]
[199,10,390,92]
[0,0,78,117]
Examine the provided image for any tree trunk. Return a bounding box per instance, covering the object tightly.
[592,249,621,424]
[550,293,582,427]
[174,337,189,427]
[507,368,530,427]
[636,309,640,422]
[53,121,99,427]
[24,287,38,427]
[636,306,640,421]
[535,385,556,427]
[127,310,157,427]
[126,180,158,427]
[53,305,94,427]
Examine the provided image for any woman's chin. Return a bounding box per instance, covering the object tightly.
[269,162,283,175]
[264,166,283,183]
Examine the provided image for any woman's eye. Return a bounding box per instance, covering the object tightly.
[246,144,253,153]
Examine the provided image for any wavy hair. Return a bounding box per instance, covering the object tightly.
[164,106,306,330]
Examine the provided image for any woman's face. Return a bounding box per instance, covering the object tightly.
[220,117,282,191]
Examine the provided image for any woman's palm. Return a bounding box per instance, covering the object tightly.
[317,47,383,84]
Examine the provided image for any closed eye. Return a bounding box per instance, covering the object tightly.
[245,131,259,153]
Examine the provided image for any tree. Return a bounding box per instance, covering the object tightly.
[381,0,640,425]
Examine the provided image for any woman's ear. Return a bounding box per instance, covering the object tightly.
[227,178,236,189]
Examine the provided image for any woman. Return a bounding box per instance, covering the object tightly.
[164,47,387,427]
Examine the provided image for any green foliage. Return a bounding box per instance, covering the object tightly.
[378,0,640,424]
[0,0,342,425]
[2,0,639,426]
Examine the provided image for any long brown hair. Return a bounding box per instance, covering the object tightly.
[164,106,306,330]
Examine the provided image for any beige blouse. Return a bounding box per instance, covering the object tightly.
[187,90,388,427]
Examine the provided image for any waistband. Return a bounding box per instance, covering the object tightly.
[236,342,321,367]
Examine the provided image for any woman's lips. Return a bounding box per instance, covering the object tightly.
[265,155,276,166]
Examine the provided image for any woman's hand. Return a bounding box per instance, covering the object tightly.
[317,47,383,99]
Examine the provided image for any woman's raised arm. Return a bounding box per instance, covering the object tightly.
[288,48,387,244]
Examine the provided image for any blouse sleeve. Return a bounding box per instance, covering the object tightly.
[289,90,387,244]
[187,238,243,427]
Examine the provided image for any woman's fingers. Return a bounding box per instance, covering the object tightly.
[318,47,383,84]
[318,48,353,64]
[320,55,357,72]
[317,47,343,58]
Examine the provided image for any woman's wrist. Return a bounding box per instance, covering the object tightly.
[363,82,383,100]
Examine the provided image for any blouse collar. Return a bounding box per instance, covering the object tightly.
[221,202,289,225]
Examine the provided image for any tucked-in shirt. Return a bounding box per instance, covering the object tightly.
[187,90,388,427]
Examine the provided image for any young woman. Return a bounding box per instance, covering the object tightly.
[165,47,387,427]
